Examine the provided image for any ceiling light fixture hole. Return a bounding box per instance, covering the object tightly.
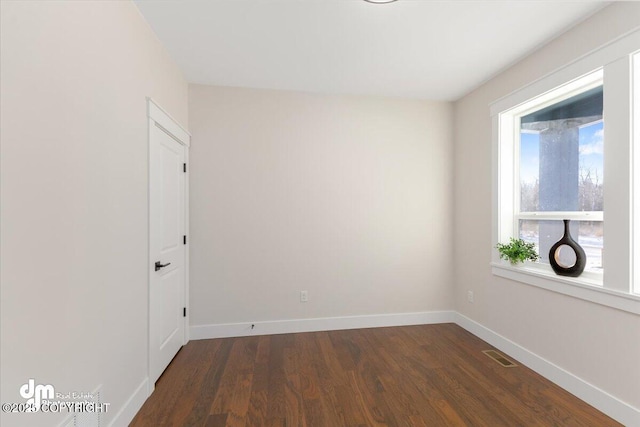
[363,0,398,4]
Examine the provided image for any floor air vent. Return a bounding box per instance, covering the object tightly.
[482,350,517,368]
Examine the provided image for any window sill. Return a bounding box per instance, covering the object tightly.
[491,262,640,315]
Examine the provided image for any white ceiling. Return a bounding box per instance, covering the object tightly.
[134,0,609,101]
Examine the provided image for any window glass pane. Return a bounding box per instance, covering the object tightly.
[518,219,603,274]
[578,121,604,211]
[519,86,603,212]
[520,132,539,211]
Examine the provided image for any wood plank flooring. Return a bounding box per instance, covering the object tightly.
[130,323,620,426]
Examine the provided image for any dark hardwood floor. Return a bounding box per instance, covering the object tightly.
[130,323,620,426]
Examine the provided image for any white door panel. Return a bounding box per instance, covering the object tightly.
[149,121,186,385]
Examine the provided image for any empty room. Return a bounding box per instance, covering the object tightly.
[1,1,639,426]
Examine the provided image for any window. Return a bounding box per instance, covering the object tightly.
[491,30,640,314]
[517,76,603,279]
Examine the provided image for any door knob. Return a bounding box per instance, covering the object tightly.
[155,261,171,271]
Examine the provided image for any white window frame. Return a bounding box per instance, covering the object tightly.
[490,29,640,315]
[510,70,604,283]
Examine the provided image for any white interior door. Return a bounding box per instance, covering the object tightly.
[149,117,187,385]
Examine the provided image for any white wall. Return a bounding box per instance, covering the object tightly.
[189,85,453,329]
[454,1,640,412]
[0,2,188,426]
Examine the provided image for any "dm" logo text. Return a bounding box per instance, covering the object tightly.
[19,379,55,412]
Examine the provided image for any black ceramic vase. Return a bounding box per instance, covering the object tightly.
[548,219,586,277]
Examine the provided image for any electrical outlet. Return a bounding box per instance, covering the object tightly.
[467,290,474,303]
[300,290,308,302]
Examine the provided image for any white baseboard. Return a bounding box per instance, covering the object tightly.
[108,377,149,427]
[454,313,640,427]
[190,310,456,340]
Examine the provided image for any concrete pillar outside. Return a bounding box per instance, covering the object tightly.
[521,116,599,265]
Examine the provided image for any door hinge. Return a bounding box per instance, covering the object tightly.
[183,307,187,317]
[183,235,187,245]
[183,163,187,173]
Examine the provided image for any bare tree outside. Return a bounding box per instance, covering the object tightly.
[520,166,603,213]
[578,166,603,211]
[520,179,539,212]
